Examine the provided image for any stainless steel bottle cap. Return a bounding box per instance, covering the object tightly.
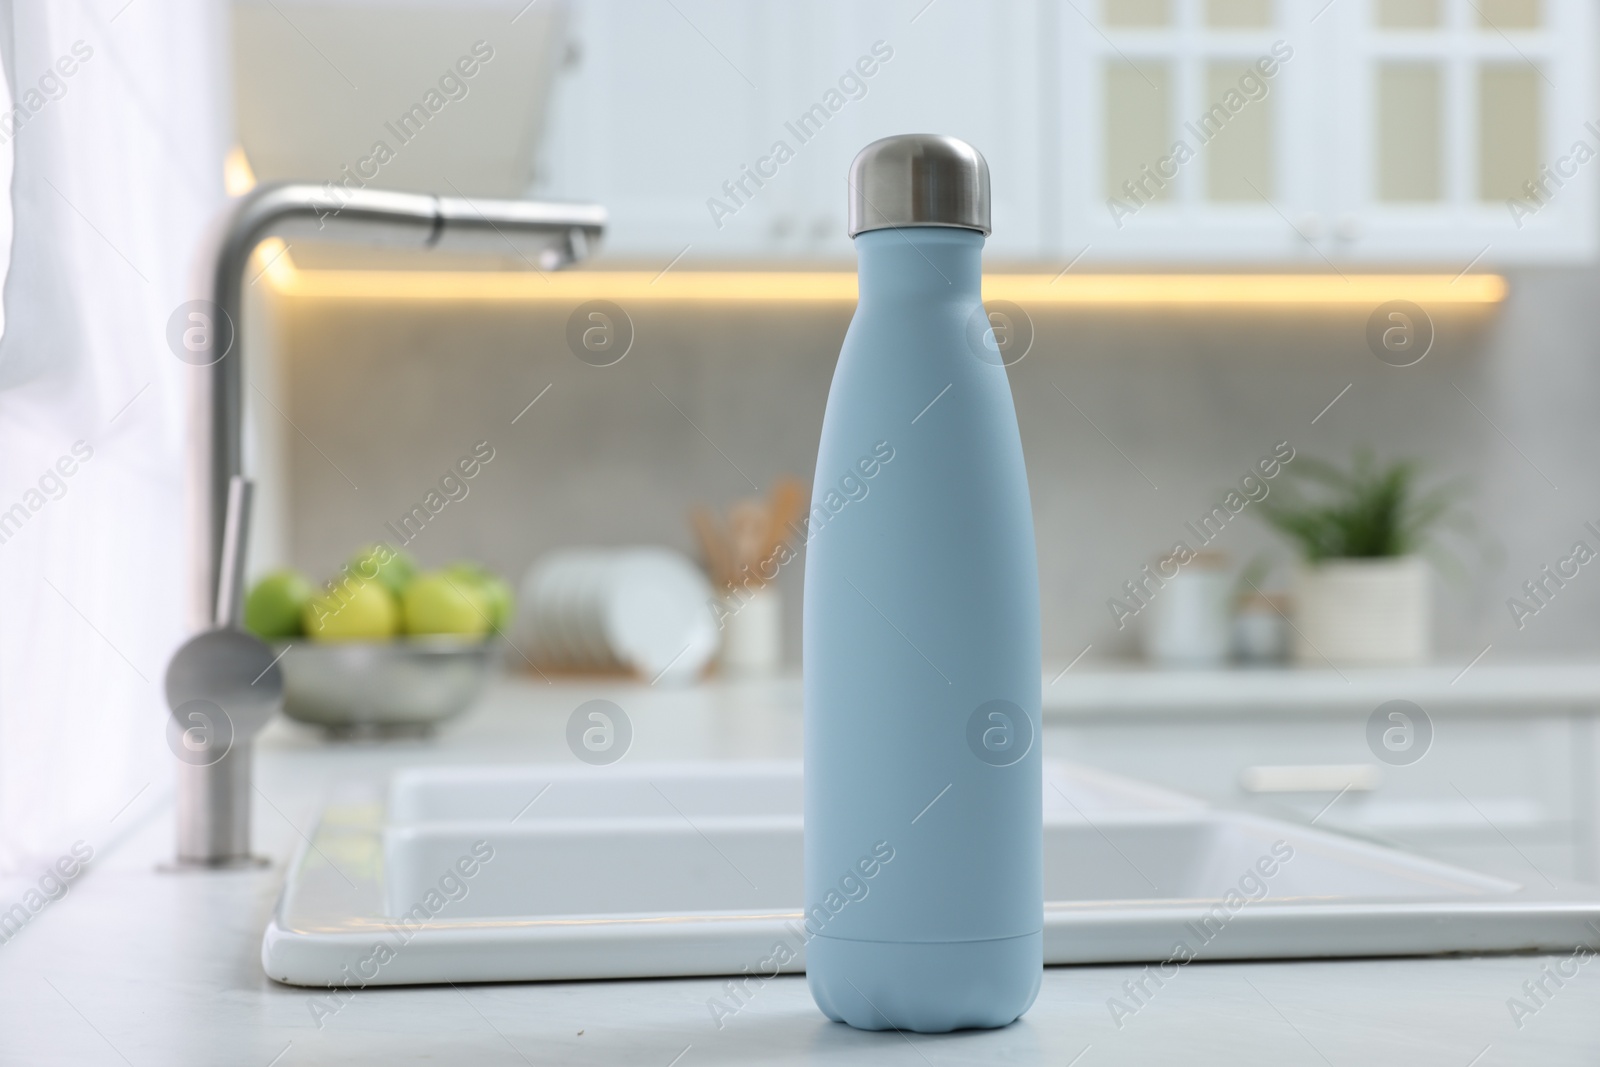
[847,134,991,238]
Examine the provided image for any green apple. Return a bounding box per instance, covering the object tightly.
[346,543,418,598]
[303,578,399,641]
[444,562,513,634]
[477,576,513,635]
[403,572,490,638]
[245,569,315,639]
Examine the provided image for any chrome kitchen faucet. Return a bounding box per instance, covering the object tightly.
[167,184,605,868]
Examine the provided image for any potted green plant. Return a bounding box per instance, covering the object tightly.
[1256,451,1467,666]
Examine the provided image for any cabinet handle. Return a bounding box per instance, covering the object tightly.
[1239,764,1380,793]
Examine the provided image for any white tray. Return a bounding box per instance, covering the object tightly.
[262,761,1600,987]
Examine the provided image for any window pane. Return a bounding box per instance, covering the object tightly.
[1104,0,1170,27]
[1479,65,1541,200]
[1204,61,1274,200]
[1477,0,1540,29]
[1375,0,1440,28]
[1376,64,1441,201]
[1105,61,1172,201]
[1206,0,1272,27]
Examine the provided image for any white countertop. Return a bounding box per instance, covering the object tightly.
[1044,659,1600,714]
[5,673,1600,1065]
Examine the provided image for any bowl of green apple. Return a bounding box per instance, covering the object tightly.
[245,544,513,736]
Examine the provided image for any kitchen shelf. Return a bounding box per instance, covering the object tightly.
[1042,660,1600,715]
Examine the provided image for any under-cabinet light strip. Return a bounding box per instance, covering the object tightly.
[253,244,1507,307]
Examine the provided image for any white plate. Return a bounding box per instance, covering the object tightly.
[518,549,718,681]
[602,549,717,683]
[517,558,564,665]
[552,554,599,666]
[575,555,617,667]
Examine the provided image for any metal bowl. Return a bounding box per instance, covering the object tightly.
[276,638,494,737]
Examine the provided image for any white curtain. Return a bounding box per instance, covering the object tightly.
[0,0,228,869]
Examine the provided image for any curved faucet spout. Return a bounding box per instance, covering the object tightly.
[198,182,604,625]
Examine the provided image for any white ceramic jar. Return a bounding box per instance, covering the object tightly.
[718,586,782,675]
[1143,559,1233,668]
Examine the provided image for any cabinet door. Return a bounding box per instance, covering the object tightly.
[543,0,1043,261]
[1059,0,1323,263]
[1043,706,1593,883]
[1057,0,1596,264]
[1324,0,1597,263]
[539,0,783,258]
[772,0,1046,261]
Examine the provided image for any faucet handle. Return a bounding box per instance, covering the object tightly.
[215,475,253,629]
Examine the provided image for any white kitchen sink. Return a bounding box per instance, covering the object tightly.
[262,761,1600,987]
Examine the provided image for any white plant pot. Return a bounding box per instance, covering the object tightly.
[1291,556,1431,667]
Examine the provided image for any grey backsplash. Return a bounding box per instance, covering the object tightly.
[274,266,1600,667]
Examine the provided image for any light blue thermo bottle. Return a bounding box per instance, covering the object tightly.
[803,135,1042,1033]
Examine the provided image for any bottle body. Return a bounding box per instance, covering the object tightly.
[803,227,1042,1033]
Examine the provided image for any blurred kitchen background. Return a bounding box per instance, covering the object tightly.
[232,0,1596,669]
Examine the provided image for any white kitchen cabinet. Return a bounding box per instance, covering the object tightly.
[1056,0,1324,261]
[1320,0,1597,264]
[1057,0,1597,264]
[537,0,781,257]
[774,0,1046,261]
[539,0,1044,261]
[1044,663,1600,884]
[543,0,1594,265]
